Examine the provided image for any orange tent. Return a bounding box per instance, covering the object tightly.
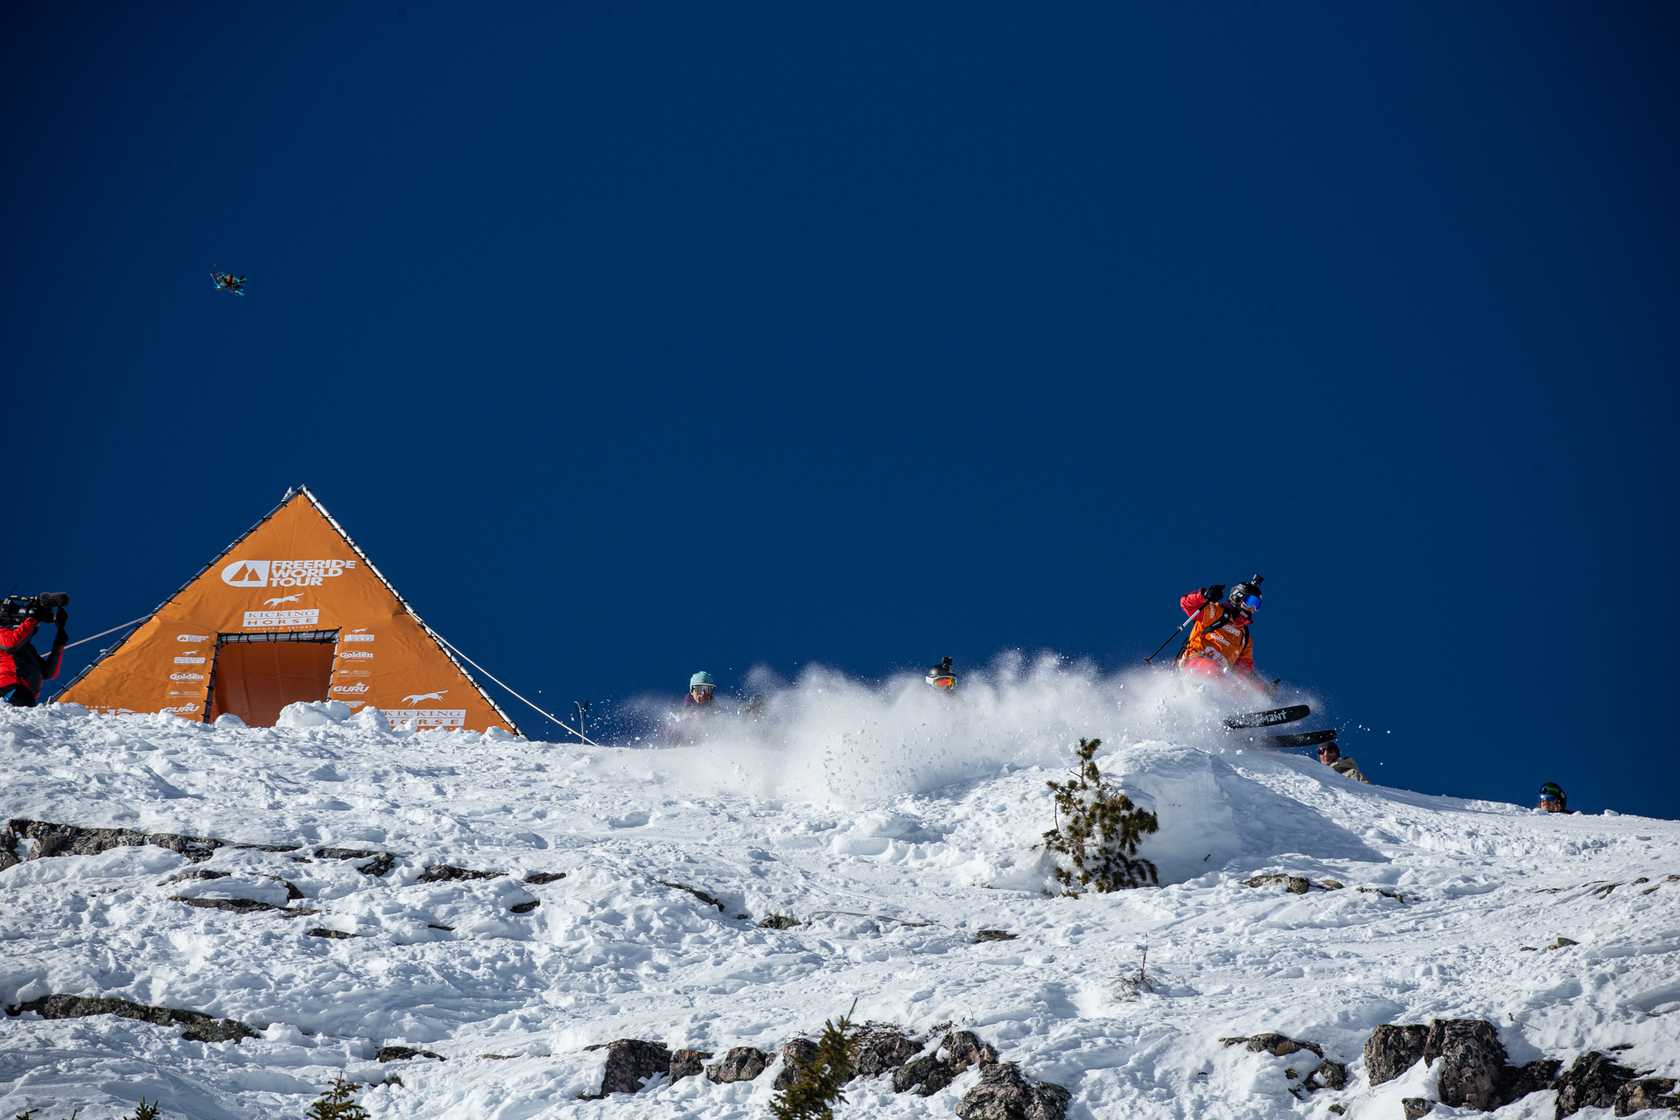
[57,486,519,734]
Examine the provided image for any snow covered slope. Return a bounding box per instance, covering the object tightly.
[2,663,1678,1119]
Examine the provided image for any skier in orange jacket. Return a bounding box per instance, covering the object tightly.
[1176,576,1265,689]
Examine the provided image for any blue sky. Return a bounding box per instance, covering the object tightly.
[6,3,1675,817]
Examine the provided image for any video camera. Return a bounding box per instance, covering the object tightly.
[0,592,69,627]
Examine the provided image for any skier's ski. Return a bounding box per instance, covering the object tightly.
[1222,704,1310,729]
[1269,728,1339,747]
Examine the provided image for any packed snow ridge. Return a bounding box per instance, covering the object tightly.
[2,659,1678,1119]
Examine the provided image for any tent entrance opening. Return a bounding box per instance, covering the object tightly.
[209,630,339,726]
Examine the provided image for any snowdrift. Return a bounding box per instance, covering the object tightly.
[2,665,1678,1119]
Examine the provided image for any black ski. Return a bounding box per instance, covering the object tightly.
[1269,728,1339,747]
[1223,704,1310,729]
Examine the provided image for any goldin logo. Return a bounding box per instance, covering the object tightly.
[169,672,205,682]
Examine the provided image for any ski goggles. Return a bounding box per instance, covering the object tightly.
[691,684,715,697]
[929,674,956,690]
[1240,593,1262,613]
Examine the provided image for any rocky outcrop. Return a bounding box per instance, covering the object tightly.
[757,914,799,929]
[773,1038,819,1089]
[894,1030,1000,1096]
[5,818,295,862]
[975,929,1018,942]
[1402,1098,1432,1119]
[850,1023,921,1077]
[669,1048,712,1082]
[524,871,568,885]
[1365,1024,1431,1085]
[417,864,501,883]
[1555,1051,1638,1117]
[307,926,357,939]
[377,1045,444,1062]
[1615,1077,1679,1116]
[5,994,258,1043]
[510,899,540,914]
[1244,873,1344,894]
[955,1061,1070,1120]
[656,880,725,911]
[313,847,397,877]
[171,895,318,917]
[706,1046,770,1083]
[1500,1058,1561,1103]
[1423,1019,1507,1110]
[1221,1032,1323,1059]
[589,1039,673,1096]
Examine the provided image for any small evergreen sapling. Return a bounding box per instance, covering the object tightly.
[770,1002,858,1120]
[306,1076,371,1120]
[1043,738,1160,895]
[128,1103,162,1120]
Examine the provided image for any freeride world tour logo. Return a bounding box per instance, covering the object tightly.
[221,559,357,588]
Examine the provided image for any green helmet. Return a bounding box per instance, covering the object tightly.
[689,671,716,691]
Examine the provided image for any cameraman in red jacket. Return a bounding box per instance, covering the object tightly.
[1,601,68,707]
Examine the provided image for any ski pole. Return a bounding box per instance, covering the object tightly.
[1143,613,1196,664]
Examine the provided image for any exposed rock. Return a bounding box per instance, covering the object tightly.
[955,1061,1070,1120]
[1402,1098,1432,1119]
[657,880,725,911]
[1220,1032,1325,1059]
[1359,886,1407,903]
[1306,1060,1349,1092]
[510,899,540,914]
[314,847,397,877]
[6,818,294,862]
[1556,1051,1638,1117]
[1246,873,1314,894]
[669,1048,712,1082]
[758,914,800,929]
[706,1046,770,1083]
[1498,1058,1561,1105]
[893,1030,1000,1096]
[5,994,258,1043]
[377,1045,444,1062]
[773,1038,819,1089]
[975,929,1018,942]
[850,1023,921,1077]
[0,825,20,873]
[524,871,568,885]
[273,877,305,901]
[427,922,455,931]
[171,895,318,917]
[307,927,357,939]
[1423,1018,1507,1111]
[1365,1024,1430,1086]
[418,864,501,883]
[1615,1077,1679,1116]
[591,1039,673,1096]
[1547,936,1580,951]
[1319,878,1345,890]
[160,868,231,885]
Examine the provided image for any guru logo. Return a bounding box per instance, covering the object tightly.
[162,703,201,715]
[332,682,370,695]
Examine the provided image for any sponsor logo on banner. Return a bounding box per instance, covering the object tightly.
[173,655,206,665]
[221,558,357,588]
[335,669,371,678]
[332,682,370,695]
[176,633,208,643]
[167,690,196,697]
[169,672,205,682]
[242,609,321,629]
[163,703,201,715]
[382,708,466,730]
[402,689,447,706]
[338,650,373,661]
[343,629,375,643]
[262,593,304,607]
